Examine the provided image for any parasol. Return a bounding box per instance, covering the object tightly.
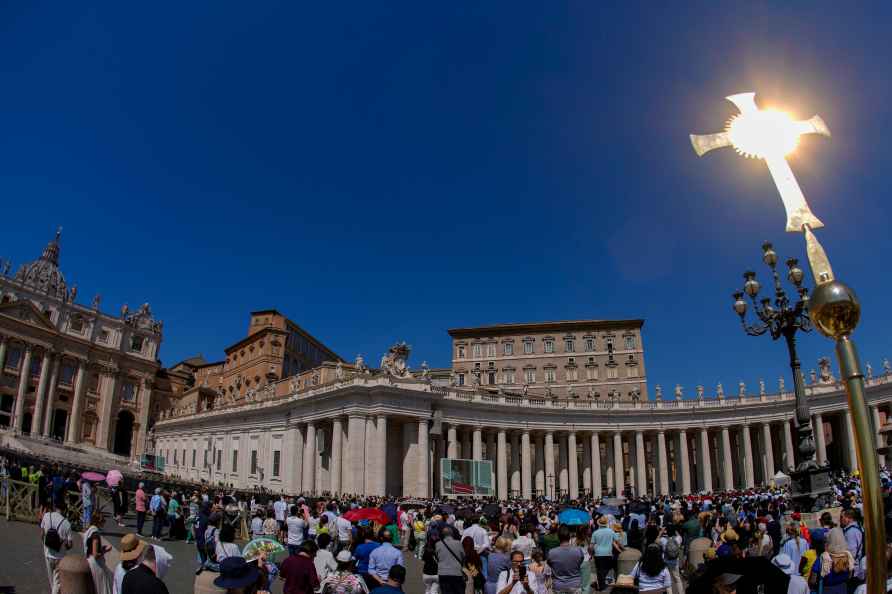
[242,537,287,562]
[343,508,390,525]
[381,502,398,523]
[105,469,124,487]
[558,508,591,526]
[81,471,106,482]
[482,503,501,518]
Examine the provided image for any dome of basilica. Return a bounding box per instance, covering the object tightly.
[15,229,68,301]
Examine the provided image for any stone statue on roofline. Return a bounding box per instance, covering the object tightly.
[738,381,746,398]
[866,361,873,380]
[818,356,835,383]
[779,376,786,393]
[380,342,411,377]
[810,369,817,384]
[420,360,430,380]
[696,385,704,401]
[522,383,529,397]
[91,294,101,311]
[354,354,369,374]
[654,384,662,400]
[335,361,345,381]
[716,382,724,399]
[759,378,766,396]
[674,384,683,400]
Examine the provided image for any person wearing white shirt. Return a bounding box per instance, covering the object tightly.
[41,506,73,594]
[497,551,534,594]
[463,519,491,555]
[286,505,307,555]
[273,496,288,530]
[315,533,338,584]
[336,515,353,551]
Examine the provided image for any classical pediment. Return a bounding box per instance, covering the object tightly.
[0,300,57,331]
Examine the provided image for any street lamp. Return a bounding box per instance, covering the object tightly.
[732,242,832,509]
[693,92,885,593]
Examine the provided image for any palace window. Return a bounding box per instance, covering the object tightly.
[524,369,536,384]
[607,367,619,379]
[627,365,639,378]
[273,451,281,477]
[203,450,209,468]
[606,337,615,352]
[545,368,556,383]
[585,338,595,352]
[174,450,178,465]
[488,371,496,385]
[457,373,465,386]
[565,339,575,353]
[98,329,109,343]
[250,451,258,475]
[503,343,513,356]
[192,450,196,468]
[523,341,534,354]
[503,370,515,384]
[69,316,85,334]
[457,345,465,359]
[216,450,222,470]
[130,335,145,353]
[586,366,598,380]
[472,344,482,358]
[121,382,137,402]
[625,336,636,350]
[566,368,578,381]
[5,347,21,371]
[232,451,238,472]
[486,343,496,357]
[30,357,41,377]
[544,340,554,354]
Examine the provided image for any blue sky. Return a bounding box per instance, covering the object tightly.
[2,2,891,396]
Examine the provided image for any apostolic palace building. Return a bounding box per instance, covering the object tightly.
[2,233,892,499]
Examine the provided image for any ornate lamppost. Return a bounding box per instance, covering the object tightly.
[692,92,885,593]
[732,242,832,509]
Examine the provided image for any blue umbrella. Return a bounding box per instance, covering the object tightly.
[558,508,591,526]
[597,505,621,517]
[381,502,398,523]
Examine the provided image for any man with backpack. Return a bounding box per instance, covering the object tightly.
[40,500,72,594]
[841,509,866,588]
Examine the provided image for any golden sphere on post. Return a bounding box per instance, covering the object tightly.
[808,280,861,338]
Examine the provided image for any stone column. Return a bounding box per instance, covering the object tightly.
[813,413,827,465]
[0,336,8,371]
[377,415,388,496]
[720,427,734,490]
[134,378,153,459]
[521,430,532,499]
[783,419,795,470]
[96,369,120,451]
[699,428,712,492]
[613,432,624,495]
[534,434,545,496]
[462,431,472,460]
[742,424,755,488]
[42,355,62,437]
[293,426,305,492]
[510,433,521,496]
[31,350,53,435]
[65,360,87,444]
[657,430,669,495]
[567,431,579,499]
[447,425,458,459]
[591,432,602,498]
[418,419,429,498]
[635,431,646,496]
[12,344,33,432]
[486,433,497,493]
[544,431,556,499]
[678,429,691,494]
[558,434,568,496]
[844,410,859,472]
[472,427,483,460]
[581,435,592,496]
[345,415,365,494]
[331,417,343,494]
[303,421,317,494]
[761,422,775,479]
[365,416,377,494]
[872,405,886,467]
[497,430,508,500]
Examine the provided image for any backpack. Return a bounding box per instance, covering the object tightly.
[843,524,865,559]
[44,514,64,552]
[664,537,680,560]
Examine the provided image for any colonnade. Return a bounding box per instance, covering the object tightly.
[440,411,878,497]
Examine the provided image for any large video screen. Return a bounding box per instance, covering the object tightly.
[440,458,494,497]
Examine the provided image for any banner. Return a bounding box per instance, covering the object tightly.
[440,458,493,497]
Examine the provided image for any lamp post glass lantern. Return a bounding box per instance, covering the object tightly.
[732,242,832,510]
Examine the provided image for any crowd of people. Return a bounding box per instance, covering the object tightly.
[5,446,892,594]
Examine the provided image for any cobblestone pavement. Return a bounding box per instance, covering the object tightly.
[0,513,424,594]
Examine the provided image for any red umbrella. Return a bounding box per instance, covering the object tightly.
[81,471,106,482]
[343,508,390,525]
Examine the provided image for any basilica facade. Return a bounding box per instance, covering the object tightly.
[0,231,172,461]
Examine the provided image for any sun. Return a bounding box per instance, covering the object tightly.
[725,109,801,159]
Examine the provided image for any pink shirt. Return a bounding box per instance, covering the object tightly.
[135,488,147,512]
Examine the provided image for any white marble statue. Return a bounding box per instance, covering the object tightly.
[759,378,766,396]
[779,377,786,393]
[866,362,873,380]
[810,369,818,384]
[716,382,724,399]
[674,384,683,400]
[884,358,892,376]
[335,361,345,381]
[696,385,704,400]
[380,342,411,377]
[738,381,746,398]
[654,384,663,400]
[818,357,835,383]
